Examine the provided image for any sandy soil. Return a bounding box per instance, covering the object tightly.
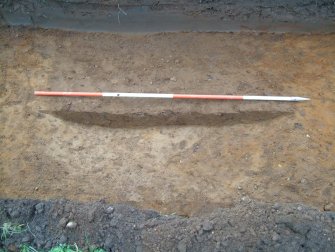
[0,27,334,216]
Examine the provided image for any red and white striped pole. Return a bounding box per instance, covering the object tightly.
[34,91,309,102]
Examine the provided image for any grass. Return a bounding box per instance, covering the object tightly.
[89,249,105,252]
[84,233,105,252]
[49,244,81,252]
[17,244,106,252]
[49,245,106,252]
[0,223,105,252]
[20,245,38,252]
[1,222,26,240]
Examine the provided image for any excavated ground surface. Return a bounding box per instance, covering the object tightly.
[0,27,335,217]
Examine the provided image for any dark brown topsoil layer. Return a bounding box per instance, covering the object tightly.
[1,0,334,32]
[1,199,334,251]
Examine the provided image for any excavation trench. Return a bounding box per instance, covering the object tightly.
[48,110,291,128]
[1,2,335,250]
[1,28,334,218]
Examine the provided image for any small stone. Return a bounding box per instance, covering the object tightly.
[10,210,20,219]
[57,209,63,216]
[36,240,46,249]
[21,235,32,243]
[306,134,310,138]
[66,221,77,229]
[177,239,187,252]
[294,123,303,130]
[324,203,334,211]
[110,219,118,227]
[297,206,303,211]
[7,244,16,252]
[237,185,242,190]
[170,76,177,82]
[138,223,145,229]
[88,209,95,222]
[193,144,200,153]
[45,241,52,249]
[272,203,281,210]
[35,202,44,209]
[64,204,72,213]
[59,235,67,244]
[68,212,74,220]
[104,237,114,250]
[58,217,68,228]
[35,203,45,214]
[202,221,214,231]
[105,206,114,214]
[272,232,280,241]
[135,243,143,252]
[300,178,307,184]
[240,227,247,233]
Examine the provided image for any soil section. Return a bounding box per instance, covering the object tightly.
[0,199,334,251]
[0,28,335,216]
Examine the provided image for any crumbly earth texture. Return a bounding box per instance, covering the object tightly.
[0,199,335,251]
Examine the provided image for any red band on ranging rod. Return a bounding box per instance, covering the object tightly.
[34,91,103,97]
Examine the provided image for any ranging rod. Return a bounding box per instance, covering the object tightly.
[34,91,310,102]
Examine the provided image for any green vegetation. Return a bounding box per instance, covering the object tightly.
[0,223,105,252]
[84,233,105,252]
[0,222,26,240]
[19,244,106,252]
[49,244,81,252]
[0,222,105,252]
[20,244,38,252]
[89,249,105,252]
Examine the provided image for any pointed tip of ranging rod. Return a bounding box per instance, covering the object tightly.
[294,97,310,101]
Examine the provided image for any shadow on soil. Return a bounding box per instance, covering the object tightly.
[46,110,292,128]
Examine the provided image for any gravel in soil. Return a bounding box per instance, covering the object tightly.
[0,199,335,251]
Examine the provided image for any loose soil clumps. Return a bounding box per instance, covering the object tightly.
[1,199,334,251]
